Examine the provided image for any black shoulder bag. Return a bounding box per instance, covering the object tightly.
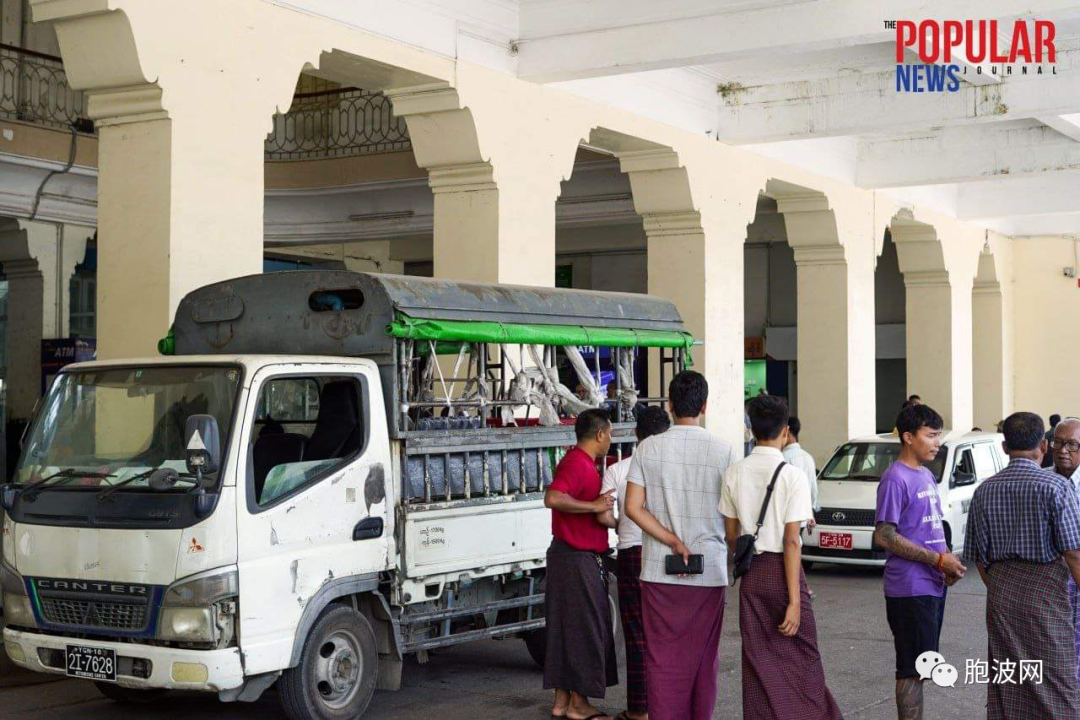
[732,461,786,580]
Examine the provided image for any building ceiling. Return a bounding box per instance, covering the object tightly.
[513,0,1080,238]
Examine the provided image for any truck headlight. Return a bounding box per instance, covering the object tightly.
[159,607,216,642]
[158,568,237,643]
[1,561,36,629]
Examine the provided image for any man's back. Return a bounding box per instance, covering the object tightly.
[627,425,738,586]
[965,458,1080,566]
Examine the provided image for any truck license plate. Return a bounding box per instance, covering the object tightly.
[819,532,853,550]
[65,645,116,681]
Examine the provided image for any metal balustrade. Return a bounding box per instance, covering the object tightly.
[0,43,88,131]
[0,47,409,160]
[265,86,411,160]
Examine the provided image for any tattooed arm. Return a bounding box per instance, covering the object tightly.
[873,522,967,579]
[872,522,939,565]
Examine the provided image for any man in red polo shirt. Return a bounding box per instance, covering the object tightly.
[544,408,618,720]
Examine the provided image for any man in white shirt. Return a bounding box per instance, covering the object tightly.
[783,416,820,518]
[597,406,671,720]
[719,395,841,717]
[624,371,739,720]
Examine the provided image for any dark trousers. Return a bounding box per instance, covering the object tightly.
[885,593,946,679]
[617,546,647,713]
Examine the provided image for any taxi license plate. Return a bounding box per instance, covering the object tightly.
[65,645,117,681]
[819,532,853,550]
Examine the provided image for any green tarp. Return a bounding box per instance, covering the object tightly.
[387,317,694,363]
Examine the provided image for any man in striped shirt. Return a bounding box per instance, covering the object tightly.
[965,412,1080,719]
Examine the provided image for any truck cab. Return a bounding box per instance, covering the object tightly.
[2,271,691,719]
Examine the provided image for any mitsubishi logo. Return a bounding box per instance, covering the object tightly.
[84,604,99,625]
[832,512,847,522]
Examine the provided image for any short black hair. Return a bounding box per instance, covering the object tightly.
[908,394,921,402]
[575,408,611,442]
[669,371,708,419]
[788,416,802,439]
[1050,414,1062,427]
[1003,412,1045,452]
[748,395,789,441]
[895,404,943,445]
[635,406,671,442]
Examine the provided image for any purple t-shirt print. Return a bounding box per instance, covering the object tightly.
[875,461,948,598]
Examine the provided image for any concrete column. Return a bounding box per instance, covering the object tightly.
[85,87,266,359]
[36,5,310,360]
[619,148,751,445]
[892,224,974,431]
[389,71,589,287]
[0,219,90,420]
[972,249,1009,430]
[779,195,876,463]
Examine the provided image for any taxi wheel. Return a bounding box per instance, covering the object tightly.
[801,560,815,571]
[94,682,166,704]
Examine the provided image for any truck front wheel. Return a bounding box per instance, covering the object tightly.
[279,605,378,720]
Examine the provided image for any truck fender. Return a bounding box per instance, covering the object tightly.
[287,573,381,668]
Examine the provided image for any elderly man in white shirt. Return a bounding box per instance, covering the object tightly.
[782,416,820,519]
[1053,418,1080,493]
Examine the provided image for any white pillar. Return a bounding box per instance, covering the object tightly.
[389,74,588,288]
[892,224,974,431]
[620,148,753,448]
[972,249,1008,430]
[780,196,876,464]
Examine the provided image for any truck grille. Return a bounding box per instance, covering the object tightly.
[40,597,149,632]
[814,507,877,527]
[30,578,158,636]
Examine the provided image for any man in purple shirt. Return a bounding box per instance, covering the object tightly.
[873,404,966,719]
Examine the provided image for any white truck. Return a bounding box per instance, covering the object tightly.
[1,271,691,719]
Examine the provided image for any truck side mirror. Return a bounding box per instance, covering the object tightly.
[953,470,976,487]
[185,414,222,476]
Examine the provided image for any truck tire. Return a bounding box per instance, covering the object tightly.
[522,629,546,669]
[279,605,378,720]
[94,682,166,704]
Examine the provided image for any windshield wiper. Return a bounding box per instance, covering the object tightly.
[95,469,157,502]
[20,469,115,500]
[96,468,200,502]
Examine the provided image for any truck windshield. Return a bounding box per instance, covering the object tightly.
[820,442,947,482]
[15,365,241,491]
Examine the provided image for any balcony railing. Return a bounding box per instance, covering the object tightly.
[265,86,411,161]
[0,43,88,131]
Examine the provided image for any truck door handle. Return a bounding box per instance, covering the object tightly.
[353,517,383,541]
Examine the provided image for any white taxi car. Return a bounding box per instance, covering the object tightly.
[803,431,1008,567]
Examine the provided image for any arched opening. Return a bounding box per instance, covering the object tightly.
[743,193,797,410]
[875,229,907,432]
[551,143,648,403]
[262,70,431,278]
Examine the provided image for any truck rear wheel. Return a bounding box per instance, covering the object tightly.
[94,682,166,704]
[279,605,378,720]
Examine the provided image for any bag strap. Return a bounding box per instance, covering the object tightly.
[752,461,786,540]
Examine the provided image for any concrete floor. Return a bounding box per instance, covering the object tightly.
[0,564,991,719]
